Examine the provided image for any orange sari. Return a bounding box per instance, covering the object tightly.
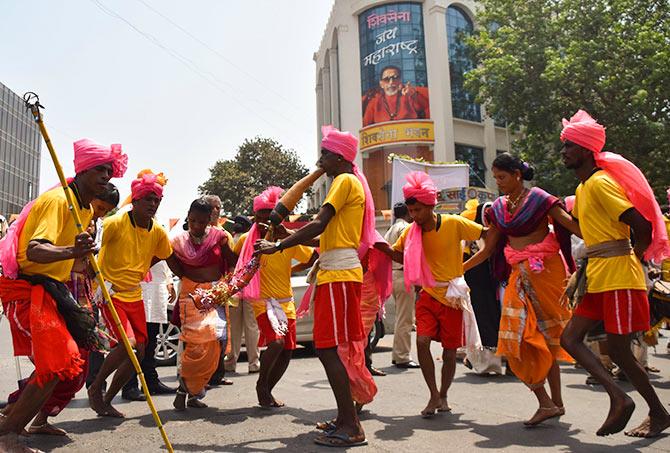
[497,253,572,387]
[178,278,224,396]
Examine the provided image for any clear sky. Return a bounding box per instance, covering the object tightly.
[1,0,334,224]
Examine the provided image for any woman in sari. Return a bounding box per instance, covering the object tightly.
[464,153,581,426]
[170,198,234,410]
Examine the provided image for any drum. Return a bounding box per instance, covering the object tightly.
[649,280,670,327]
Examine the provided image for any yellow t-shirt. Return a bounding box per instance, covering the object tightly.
[99,212,173,302]
[393,214,482,305]
[233,232,314,319]
[17,186,93,282]
[662,216,670,281]
[317,173,365,285]
[573,170,646,292]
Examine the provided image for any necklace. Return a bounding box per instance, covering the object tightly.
[382,93,401,120]
[506,188,527,210]
[189,230,207,245]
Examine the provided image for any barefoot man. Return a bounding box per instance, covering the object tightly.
[88,171,182,418]
[376,171,484,417]
[0,139,127,452]
[256,125,377,447]
[559,110,670,437]
[233,186,316,408]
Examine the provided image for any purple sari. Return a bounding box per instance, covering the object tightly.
[486,187,575,282]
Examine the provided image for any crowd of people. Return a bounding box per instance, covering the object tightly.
[0,110,669,451]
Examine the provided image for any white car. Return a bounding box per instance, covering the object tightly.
[155,275,395,366]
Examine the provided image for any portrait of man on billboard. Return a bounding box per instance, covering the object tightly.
[362,65,430,127]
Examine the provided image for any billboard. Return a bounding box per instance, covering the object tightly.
[359,3,430,128]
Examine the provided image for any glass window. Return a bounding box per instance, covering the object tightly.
[447,6,481,122]
[455,144,486,187]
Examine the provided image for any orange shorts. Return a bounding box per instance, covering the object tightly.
[416,291,464,349]
[313,282,365,349]
[257,314,297,350]
[101,299,148,346]
[574,289,650,335]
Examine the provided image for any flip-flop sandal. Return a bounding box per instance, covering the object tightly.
[314,432,368,447]
[28,423,67,436]
[421,410,436,419]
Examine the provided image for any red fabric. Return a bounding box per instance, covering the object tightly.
[313,282,365,349]
[0,277,83,387]
[574,289,650,335]
[8,350,89,416]
[101,299,148,346]
[416,291,465,349]
[256,314,296,350]
[337,339,377,405]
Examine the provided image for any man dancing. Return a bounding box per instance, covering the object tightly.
[256,125,377,447]
[0,139,127,452]
[377,172,483,417]
[559,110,670,438]
[88,171,181,418]
[233,186,316,408]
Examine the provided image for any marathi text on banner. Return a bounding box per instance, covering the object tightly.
[359,120,434,151]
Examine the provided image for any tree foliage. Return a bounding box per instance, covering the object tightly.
[199,137,309,215]
[466,0,670,199]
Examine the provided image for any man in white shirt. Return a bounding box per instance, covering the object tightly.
[384,203,419,369]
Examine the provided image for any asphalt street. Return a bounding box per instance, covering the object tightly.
[1,319,670,452]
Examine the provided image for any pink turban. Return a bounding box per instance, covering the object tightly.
[131,170,166,200]
[253,186,283,212]
[564,195,575,213]
[403,171,437,206]
[560,110,669,262]
[73,138,128,178]
[560,110,606,153]
[321,125,358,163]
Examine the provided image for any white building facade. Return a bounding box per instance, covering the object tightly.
[310,0,509,212]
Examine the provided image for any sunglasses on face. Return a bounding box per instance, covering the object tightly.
[381,75,400,82]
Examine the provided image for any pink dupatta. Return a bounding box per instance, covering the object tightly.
[233,223,261,299]
[171,227,227,267]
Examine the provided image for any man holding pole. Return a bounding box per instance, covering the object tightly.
[87,171,181,418]
[256,126,377,447]
[0,138,127,451]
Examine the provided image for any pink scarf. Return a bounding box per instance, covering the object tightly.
[233,223,261,299]
[171,227,227,267]
[401,171,438,291]
[0,180,74,279]
[561,110,670,262]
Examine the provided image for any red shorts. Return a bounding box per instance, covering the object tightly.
[313,282,365,349]
[101,299,148,346]
[256,314,296,350]
[574,289,650,335]
[416,291,464,349]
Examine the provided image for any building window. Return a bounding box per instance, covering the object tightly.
[455,144,485,187]
[447,6,480,122]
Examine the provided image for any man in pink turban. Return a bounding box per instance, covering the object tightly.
[376,171,484,417]
[88,170,182,418]
[0,139,127,449]
[559,110,670,438]
[232,187,316,408]
[256,125,379,447]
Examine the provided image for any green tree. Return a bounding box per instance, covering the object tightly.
[199,137,309,214]
[466,0,670,199]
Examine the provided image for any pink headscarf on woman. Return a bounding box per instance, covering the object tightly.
[321,125,376,258]
[402,171,438,291]
[235,186,284,299]
[0,139,128,279]
[561,110,669,261]
[73,138,128,178]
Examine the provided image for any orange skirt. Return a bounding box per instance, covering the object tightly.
[497,253,572,386]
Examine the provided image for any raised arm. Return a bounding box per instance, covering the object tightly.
[255,204,335,255]
[549,205,582,238]
[462,226,499,273]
